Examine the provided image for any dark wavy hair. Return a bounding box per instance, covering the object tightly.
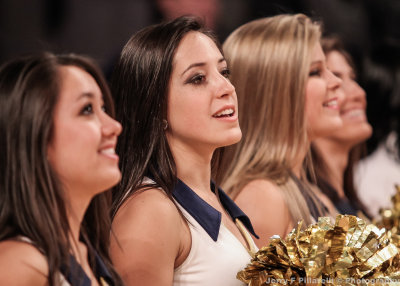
[0,52,122,285]
[110,16,222,216]
[310,36,371,218]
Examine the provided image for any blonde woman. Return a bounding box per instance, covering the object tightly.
[219,14,343,247]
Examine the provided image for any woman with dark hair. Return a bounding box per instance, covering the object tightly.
[110,16,258,285]
[310,36,372,217]
[0,53,123,285]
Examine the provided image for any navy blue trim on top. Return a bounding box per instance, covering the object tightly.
[172,179,259,241]
[60,251,114,286]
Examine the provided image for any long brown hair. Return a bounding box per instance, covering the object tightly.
[110,16,224,217]
[0,52,122,285]
[311,36,371,218]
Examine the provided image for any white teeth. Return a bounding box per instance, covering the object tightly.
[323,100,338,107]
[100,148,115,155]
[214,108,234,117]
[345,109,364,118]
[348,109,364,117]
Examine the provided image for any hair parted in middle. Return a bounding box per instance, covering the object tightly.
[219,14,326,226]
[0,52,122,285]
[110,15,223,216]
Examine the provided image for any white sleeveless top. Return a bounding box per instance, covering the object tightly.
[171,179,258,286]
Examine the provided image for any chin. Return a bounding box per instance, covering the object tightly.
[342,125,373,145]
[327,118,344,133]
[225,129,242,146]
[98,171,122,192]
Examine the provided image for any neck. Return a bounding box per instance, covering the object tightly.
[168,138,214,195]
[312,138,350,197]
[65,188,92,247]
[292,143,310,179]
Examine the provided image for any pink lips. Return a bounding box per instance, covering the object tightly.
[212,106,238,122]
[322,97,339,110]
[99,144,119,161]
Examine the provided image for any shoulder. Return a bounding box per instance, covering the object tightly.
[237,179,285,204]
[112,187,184,246]
[235,179,292,247]
[111,187,186,284]
[0,239,48,285]
[113,187,182,231]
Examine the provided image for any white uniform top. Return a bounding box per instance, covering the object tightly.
[355,132,400,218]
[172,179,258,286]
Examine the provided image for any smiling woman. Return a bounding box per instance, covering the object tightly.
[48,65,122,195]
[166,31,242,152]
[0,53,123,285]
[218,14,343,248]
[311,36,372,218]
[110,16,258,286]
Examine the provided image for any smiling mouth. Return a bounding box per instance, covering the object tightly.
[322,99,338,108]
[212,108,235,118]
[99,147,116,155]
[343,109,364,116]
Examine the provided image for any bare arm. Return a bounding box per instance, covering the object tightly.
[110,188,189,285]
[0,240,48,285]
[235,179,293,248]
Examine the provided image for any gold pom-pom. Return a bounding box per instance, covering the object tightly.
[238,215,400,285]
[375,185,400,249]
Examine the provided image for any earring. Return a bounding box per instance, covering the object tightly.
[162,119,168,130]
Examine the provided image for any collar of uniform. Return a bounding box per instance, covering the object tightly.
[61,250,114,286]
[172,179,259,242]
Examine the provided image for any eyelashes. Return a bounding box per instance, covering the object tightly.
[187,74,205,85]
[309,69,321,77]
[80,103,93,115]
[79,103,108,116]
[221,68,230,79]
[185,68,231,85]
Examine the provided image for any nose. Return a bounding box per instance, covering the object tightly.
[327,69,345,104]
[101,112,122,137]
[347,80,366,102]
[327,68,342,90]
[215,72,235,98]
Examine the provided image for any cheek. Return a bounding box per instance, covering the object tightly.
[305,80,325,103]
[305,92,325,134]
[305,81,326,116]
[168,93,209,129]
[50,124,100,162]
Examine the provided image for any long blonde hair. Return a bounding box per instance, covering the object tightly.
[219,14,324,225]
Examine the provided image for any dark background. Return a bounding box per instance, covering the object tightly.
[1,0,399,153]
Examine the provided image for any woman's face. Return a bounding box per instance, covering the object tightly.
[47,65,122,196]
[305,42,344,141]
[166,31,241,153]
[324,50,372,145]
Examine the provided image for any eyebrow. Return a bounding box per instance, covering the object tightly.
[76,92,99,102]
[75,92,105,105]
[181,58,226,76]
[310,60,323,65]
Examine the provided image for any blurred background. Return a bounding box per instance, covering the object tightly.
[1,0,399,154]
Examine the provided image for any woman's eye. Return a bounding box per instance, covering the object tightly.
[221,68,231,79]
[309,69,321,77]
[332,72,343,79]
[188,74,205,85]
[80,103,93,115]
